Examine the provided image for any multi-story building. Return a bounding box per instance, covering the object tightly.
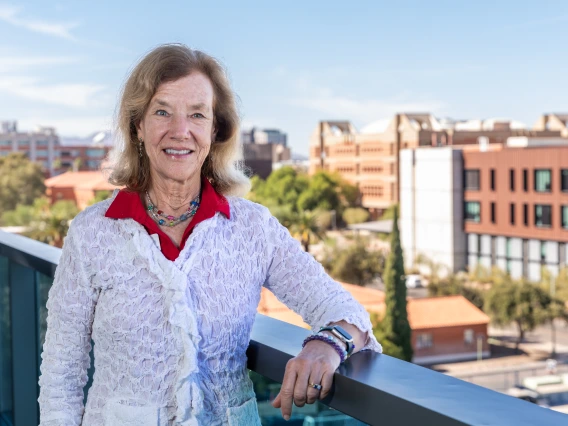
[400,137,568,282]
[0,122,113,176]
[0,121,59,176]
[58,131,113,173]
[309,115,562,217]
[241,127,290,178]
[533,113,568,137]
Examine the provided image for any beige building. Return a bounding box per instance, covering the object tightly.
[533,113,568,137]
[309,114,563,217]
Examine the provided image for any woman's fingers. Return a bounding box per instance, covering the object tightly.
[272,359,298,420]
[306,369,324,404]
[319,367,335,400]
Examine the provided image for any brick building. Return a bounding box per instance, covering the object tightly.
[44,171,118,210]
[258,283,490,364]
[400,137,568,282]
[242,127,290,179]
[309,115,562,217]
[0,121,113,176]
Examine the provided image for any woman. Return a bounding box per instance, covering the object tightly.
[38,44,381,426]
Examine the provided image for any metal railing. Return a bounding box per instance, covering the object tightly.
[1,230,567,425]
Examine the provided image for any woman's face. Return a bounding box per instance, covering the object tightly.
[137,72,216,186]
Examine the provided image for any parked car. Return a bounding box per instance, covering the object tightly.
[405,274,422,288]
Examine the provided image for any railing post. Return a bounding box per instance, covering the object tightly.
[10,262,39,426]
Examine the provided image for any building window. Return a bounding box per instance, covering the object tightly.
[36,149,48,157]
[510,203,515,225]
[464,329,474,345]
[85,149,105,157]
[490,202,496,224]
[523,204,529,226]
[465,170,480,190]
[510,169,515,191]
[18,140,29,148]
[36,140,49,146]
[540,242,546,263]
[534,169,552,192]
[416,333,433,349]
[534,204,552,228]
[0,140,11,147]
[465,201,481,223]
[562,206,568,230]
[523,169,528,192]
[490,169,495,191]
[561,170,568,192]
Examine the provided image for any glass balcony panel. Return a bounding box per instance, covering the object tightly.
[0,256,13,425]
[249,371,368,425]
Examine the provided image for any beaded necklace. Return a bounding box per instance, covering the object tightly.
[145,191,201,227]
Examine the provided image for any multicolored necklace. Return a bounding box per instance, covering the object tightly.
[145,191,201,227]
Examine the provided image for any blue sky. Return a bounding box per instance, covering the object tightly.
[0,1,567,156]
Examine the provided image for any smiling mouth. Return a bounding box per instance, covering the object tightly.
[163,148,194,155]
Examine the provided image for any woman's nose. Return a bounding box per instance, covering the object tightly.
[169,115,191,139]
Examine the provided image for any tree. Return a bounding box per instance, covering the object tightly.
[287,210,326,253]
[484,279,557,352]
[380,206,413,362]
[88,190,112,206]
[323,237,385,286]
[2,197,79,247]
[296,171,358,214]
[371,312,405,360]
[247,167,309,212]
[342,207,370,225]
[0,153,45,216]
[427,273,485,311]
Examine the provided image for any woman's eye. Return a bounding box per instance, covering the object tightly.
[156,110,168,116]
[192,113,205,119]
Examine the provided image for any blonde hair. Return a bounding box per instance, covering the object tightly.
[108,44,250,196]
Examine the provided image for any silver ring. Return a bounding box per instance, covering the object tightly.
[309,382,322,391]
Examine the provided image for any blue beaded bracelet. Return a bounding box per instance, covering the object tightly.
[302,333,347,363]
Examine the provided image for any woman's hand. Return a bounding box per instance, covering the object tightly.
[271,339,341,421]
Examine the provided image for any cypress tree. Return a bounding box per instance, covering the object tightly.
[381,205,413,362]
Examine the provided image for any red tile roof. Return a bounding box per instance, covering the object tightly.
[45,171,118,191]
[258,284,489,331]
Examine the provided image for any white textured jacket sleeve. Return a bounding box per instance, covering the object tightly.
[38,223,100,425]
[262,212,382,352]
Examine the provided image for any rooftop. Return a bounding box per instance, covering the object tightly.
[44,171,118,191]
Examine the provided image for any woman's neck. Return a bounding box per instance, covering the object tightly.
[147,174,201,214]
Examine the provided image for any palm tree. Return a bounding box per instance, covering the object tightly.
[286,210,326,253]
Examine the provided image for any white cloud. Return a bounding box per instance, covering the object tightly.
[0,4,78,40]
[290,91,446,125]
[0,76,105,107]
[0,55,79,73]
[18,116,113,137]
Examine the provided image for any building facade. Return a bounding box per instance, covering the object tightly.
[309,115,562,217]
[401,138,568,282]
[0,122,113,176]
[0,121,59,176]
[242,127,290,179]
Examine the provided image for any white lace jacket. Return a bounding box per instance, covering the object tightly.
[38,195,382,426]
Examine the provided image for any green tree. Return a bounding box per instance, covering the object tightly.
[371,312,405,360]
[0,153,45,216]
[323,237,385,286]
[296,171,357,214]
[380,206,413,362]
[248,167,309,212]
[2,197,79,247]
[342,207,370,225]
[88,190,112,206]
[485,279,558,352]
[379,204,398,221]
[287,210,326,253]
[427,273,485,311]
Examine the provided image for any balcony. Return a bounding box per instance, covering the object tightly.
[0,230,566,425]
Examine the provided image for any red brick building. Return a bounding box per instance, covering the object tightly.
[45,171,119,210]
[309,115,562,217]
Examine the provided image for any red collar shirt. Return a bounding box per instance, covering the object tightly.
[105,177,230,261]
